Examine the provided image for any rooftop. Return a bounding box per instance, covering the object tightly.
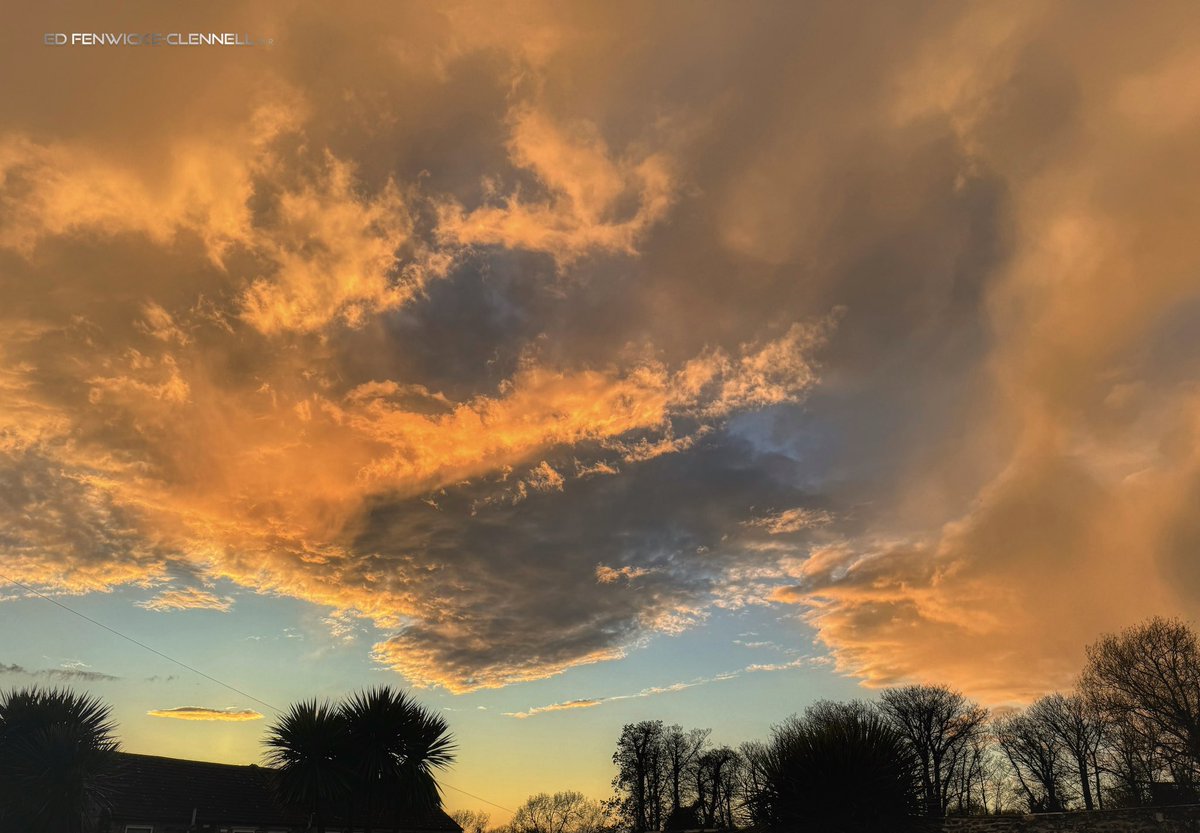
[105,752,461,832]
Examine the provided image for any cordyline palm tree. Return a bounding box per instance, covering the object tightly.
[341,685,456,833]
[759,706,919,833]
[266,686,455,833]
[263,700,349,833]
[0,687,120,833]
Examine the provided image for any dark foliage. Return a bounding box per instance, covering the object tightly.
[265,685,456,833]
[0,687,120,833]
[757,708,920,833]
[663,804,700,830]
[1081,616,1200,803]
[263,699,349,833]
[340,685,456,821]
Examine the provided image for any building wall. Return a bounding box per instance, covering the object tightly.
[922,805,1200,833]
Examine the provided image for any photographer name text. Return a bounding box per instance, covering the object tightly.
[44,32,273,47]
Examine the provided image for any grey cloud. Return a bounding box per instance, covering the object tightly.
[0,662,119,682]
[0,443,170,593]
[359,433,828,690]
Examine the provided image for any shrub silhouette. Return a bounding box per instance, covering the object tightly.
[265,685,455,833]
[0,687,119,833]
[263,699,349,833]
[758,708,920,833]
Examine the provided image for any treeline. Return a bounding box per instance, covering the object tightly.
[490,616,1200,833]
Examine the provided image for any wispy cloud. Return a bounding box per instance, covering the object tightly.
[434,105,677,266]
[505,698,605,719]
[146,706,264,722]
[0,662,119,682]
[137,587,234,613]
[595,564,651,584]
[504,656,827,718]
[743,508,834,535]
[323,609,364,643]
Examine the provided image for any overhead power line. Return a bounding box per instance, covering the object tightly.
[0,571,515,814]
[0,571,280,714]
[441,785,515,813]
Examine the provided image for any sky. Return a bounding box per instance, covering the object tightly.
[2,0,1200,822]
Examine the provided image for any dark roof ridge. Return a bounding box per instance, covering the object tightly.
[105,750,462,831]
[116,750,267,769]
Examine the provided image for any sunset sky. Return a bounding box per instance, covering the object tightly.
[3,0,1200,822]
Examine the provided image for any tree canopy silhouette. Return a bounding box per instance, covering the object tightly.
[878,684,988,817]
[0,686,119,833]
[265,685,455,833]
[508,790,609,833]
[756,703,920,833]
[263,699,349,833]
[1080,616,1200,805]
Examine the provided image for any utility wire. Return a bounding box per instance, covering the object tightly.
[0,571,281,714]
[442,785,514,813]
[0,572,515,814]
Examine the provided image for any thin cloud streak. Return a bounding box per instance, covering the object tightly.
[146,707,264,722]
[0,662,119,682]
[137,587,234,613]
[505,656,828,718]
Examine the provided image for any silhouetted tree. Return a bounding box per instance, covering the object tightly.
[995,710,1070,812]
[662,804,701,832]
[1081,617,1200,797]
[0,687,119,833]
[450,809,490,833]
[1098,715,1161,807]
[756,708,919,832]
[972,738,1023,815]
[878,685,988,817]
[341,686,456,832]
[947,734,986,814]
[509,791,609,833]
[1029,693,1104,809]
[738,740,773,828]
[804,699,877,726]
[263,699,349,833]
[611,721,666,833]
[691,745,741,829]
[662,725,709,820]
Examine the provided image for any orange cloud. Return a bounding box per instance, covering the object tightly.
[147,707,264,722]
[766,2,1200,704]
[745,508,835,535]
[7,0,1197,709]
[371,642,628,694]
[237,154,430,334]
[505,698,604,719]
[435,106,676,265]
[595,565,651,584]
[0,104,298,262]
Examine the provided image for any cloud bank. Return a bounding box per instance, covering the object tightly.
[2,0,1199,702]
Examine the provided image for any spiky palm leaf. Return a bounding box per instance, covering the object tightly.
[762,709,919,833]
[341,685,456,823]
[392,702,455,813]
[0,687,120,833]
[263,699,349,832]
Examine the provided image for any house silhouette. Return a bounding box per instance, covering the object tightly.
[100,752,463,833]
